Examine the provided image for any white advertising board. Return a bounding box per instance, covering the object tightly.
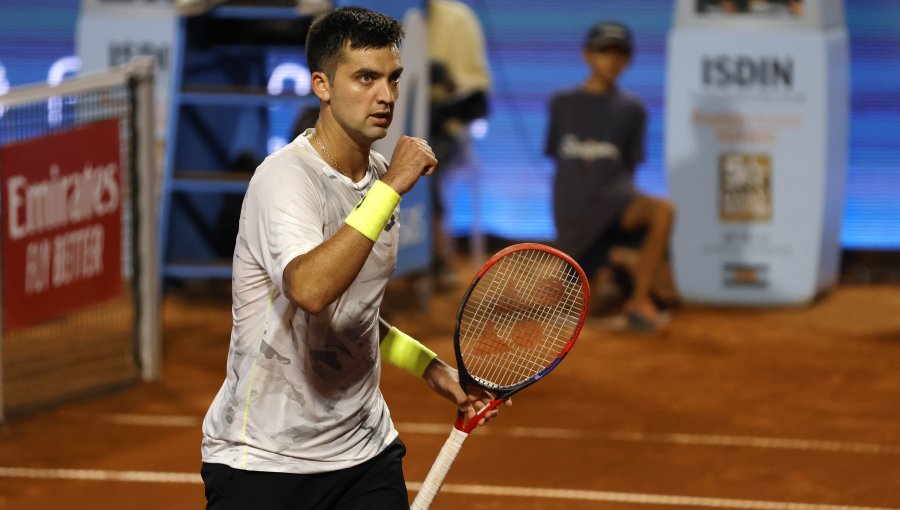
[665,26,848,305]
[76,1,177,139]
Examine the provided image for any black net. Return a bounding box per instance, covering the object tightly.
[0,80,140,415]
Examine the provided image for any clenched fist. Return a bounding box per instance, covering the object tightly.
[381,136,438,195]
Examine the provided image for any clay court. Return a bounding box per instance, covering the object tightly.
[1,258,899,510]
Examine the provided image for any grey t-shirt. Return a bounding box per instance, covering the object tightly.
[545,87,646,259]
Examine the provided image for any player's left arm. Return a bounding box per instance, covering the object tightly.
[377,317,505,426]
[423,358,505,427]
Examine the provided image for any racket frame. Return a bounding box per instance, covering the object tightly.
[452,243,589,433]
[411,243,589,510]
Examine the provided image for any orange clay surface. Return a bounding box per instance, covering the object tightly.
[1,263,900,510]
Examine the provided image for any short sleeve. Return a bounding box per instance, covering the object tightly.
[243,153,325,295]
[624,103,647,172]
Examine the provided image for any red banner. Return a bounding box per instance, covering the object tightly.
[2,119,123,331]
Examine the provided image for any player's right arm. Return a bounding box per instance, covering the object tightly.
[282,228,377,314]
[283,136,436,314]
[379,135,437,193]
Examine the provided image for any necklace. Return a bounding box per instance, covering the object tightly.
[314,133,351,178]
[312,132,366,193]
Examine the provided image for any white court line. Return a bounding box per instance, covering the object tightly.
[0,467,896,510]
[395,422,900,455]
[104,416,900,455]
[599,430,900,455]
[0,467,200,484]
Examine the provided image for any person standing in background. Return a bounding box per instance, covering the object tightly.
[426,0,492,288]
[545,21,675,331]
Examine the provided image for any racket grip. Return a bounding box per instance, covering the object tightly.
[410,428,469,510]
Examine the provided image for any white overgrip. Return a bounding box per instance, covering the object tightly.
[410,427,469,510]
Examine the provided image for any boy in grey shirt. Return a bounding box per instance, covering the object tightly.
[545,21,675,330]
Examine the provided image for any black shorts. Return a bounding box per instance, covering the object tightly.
[574,213,645,280]
[202,438,409,510]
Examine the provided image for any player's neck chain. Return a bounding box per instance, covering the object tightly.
[313,132,364,191]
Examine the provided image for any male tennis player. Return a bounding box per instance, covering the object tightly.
[200,7,502,509]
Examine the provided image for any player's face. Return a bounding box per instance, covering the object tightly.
[327,45,402,145]
[583,47,631,88]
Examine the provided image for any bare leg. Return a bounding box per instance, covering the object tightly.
[587,266,621,316]
[618,194,675,322]
[432,214,459,290]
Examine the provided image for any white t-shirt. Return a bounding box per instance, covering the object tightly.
[201,129,400,474]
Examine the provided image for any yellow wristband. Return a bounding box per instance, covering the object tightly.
[345,180,401,242]
[380,326,437,378]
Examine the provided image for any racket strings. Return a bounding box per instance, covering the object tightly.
[463,257,579,386]
[459,249,586,389]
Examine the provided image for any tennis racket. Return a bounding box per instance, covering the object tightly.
[410,243,589,510]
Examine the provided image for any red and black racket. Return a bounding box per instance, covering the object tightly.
[411,243,589,510]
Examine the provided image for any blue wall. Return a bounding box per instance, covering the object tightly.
[2,0,898,248]
[454,0,900,249]
[0,0,81,87]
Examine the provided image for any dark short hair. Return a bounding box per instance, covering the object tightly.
[305,7,404,81]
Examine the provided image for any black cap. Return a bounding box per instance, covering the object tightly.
[584,21,633,54]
